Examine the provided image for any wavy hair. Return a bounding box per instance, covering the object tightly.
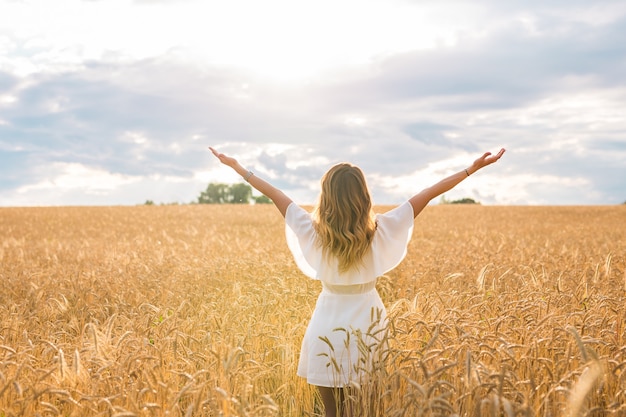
[313,163,377,273]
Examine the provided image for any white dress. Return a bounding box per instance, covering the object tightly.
[285,201,414,387]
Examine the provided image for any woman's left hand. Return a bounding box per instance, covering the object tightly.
[472,148,506,171]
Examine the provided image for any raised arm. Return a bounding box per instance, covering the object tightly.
[409,148,505,218]
[209,147,293,217]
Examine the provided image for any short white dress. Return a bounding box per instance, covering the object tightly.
[285,201,414,387]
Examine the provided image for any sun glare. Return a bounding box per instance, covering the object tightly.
[167,0,468,82]
[3,0,480,82]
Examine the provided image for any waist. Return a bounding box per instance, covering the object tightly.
[321,281,377,295]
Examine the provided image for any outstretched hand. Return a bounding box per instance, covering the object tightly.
[209,146,293,216]
[209,147,239,169]
[472,148,506,172]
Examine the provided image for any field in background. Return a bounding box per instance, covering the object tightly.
[1,204,625,416]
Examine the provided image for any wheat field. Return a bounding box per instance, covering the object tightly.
[0,204,624,416]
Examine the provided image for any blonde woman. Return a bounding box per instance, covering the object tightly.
[209,146,505,417]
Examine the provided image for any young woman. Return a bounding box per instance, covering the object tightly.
[209,146,505,417]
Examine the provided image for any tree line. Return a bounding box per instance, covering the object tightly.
[197,183,271,204]
[196,184,480,205]
[145,185,485,206]
[439,195,480,204]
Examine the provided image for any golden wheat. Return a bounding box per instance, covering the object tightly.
[0,204,624,416]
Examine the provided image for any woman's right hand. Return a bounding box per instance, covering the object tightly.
[209,147,239,169]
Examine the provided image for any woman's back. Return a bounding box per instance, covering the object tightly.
[286,201,414,286]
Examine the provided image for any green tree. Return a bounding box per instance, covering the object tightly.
[198,183,229,204]
[197,183,253,204]
[439,195,480,204]
[450,197,479,204]
[254,195,272,204]
[229,183,253,204]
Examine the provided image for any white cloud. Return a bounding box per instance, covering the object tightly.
[475,173,591,205]
[0,94,17,105]
[2,161,206,206]
[17,162,139,195]
[0,0,499,81]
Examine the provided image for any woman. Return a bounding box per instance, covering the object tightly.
[209,146,505,416]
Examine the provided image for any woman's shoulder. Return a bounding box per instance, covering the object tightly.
[285,203,314,231]
[373,201,414,238]
[286,202,310,218]
[376,201,413,221]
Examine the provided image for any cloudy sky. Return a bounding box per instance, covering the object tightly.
[1,0,625,206]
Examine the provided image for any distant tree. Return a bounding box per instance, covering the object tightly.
[197,183,253,204]
[144,200,155,205]
[229,183,252,204]
[450,197,480,205]
[254,195,272,204]
[440,195,480,204]
[198,183,229,204]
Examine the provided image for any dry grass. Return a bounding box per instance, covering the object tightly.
[0,204,624,416]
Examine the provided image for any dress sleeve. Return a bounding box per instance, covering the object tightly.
[371,201,415,276]
[285,203,320,279]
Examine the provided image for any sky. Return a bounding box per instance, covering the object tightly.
[1,0,625,207]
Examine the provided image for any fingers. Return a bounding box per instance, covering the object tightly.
[489,148,505,163]
[484,149,505,159]
[209,147,226,161]
[475,148,504,168]
[483,149,505,166]
[208,146,236,167]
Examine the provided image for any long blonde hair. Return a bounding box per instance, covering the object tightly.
[313,163,377,272]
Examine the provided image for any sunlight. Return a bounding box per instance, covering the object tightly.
[2,0,479,82]
[17,162,139,195]
[167,0,470,82]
